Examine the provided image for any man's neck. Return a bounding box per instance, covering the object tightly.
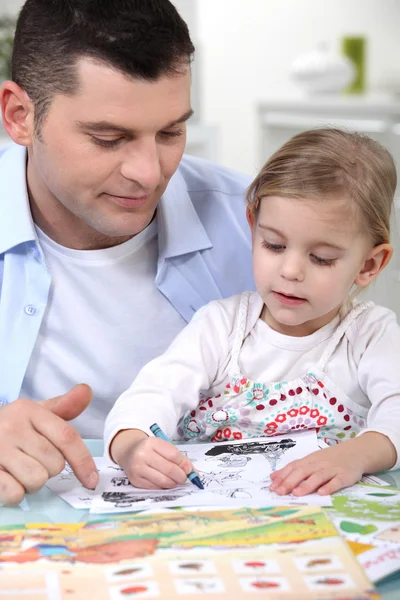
[29,198,134,250]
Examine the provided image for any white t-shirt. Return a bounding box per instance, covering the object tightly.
[105,292,400,468]
[20,219,186,437]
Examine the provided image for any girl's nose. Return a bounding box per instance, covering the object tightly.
[280,252,305,282]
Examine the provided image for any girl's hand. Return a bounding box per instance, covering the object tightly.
[269,443,363,496]
[269,432,397,497]
[110,429,194,489]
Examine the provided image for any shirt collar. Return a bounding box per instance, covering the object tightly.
[157,163,213,260]
[0,144,213,258]
[0,143,36,254]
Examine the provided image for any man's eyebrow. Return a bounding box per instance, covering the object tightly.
[165,109,194,128]
[76,109,194,135]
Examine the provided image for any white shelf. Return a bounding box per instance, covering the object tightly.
[259,93,400,119]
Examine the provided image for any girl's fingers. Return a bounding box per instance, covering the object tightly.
[317,474,348,496]
[131,465,179,490]
[145,451,189,486]
[270,465,312,495]
[292,470,334,496]
[149,439,193,475]
[269,464,295,489]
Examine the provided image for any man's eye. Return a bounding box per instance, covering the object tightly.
[159,129,184,139]
[91,137,123,148]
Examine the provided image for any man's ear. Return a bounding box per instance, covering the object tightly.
[0,80,35,146]
[354,243,393,288]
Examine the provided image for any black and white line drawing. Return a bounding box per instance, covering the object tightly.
[111,476,130,487]
[101,490,191,509]
[205,438,296,472]
[58,464,75,480]
[198,469,245,489]
[213,455,252,468]
[213,487,253,499]
[48,432,324,512]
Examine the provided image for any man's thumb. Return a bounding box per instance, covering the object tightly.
[38,384,93,421]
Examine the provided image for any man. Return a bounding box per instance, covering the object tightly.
[0,0,254,505]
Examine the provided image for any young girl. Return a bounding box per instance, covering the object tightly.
[105,128,399,497]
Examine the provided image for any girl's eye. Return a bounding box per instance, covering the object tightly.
[91,137,123,148]
[311,254,336,266]
[262,241,284,252]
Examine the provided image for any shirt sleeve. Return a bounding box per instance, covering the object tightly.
[352,305,400,470]
[104,296,238,460]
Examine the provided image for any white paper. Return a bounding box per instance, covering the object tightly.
[45,460,105,509]
[360,474,391,487]
[46,431,331,513]
[89,430,331,513]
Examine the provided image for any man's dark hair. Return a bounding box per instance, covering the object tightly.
[12,0,195,133]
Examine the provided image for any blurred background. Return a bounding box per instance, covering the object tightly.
[1,0,400,174]
[0,0,400,312]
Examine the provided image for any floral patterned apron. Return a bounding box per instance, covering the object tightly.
[178,292,371,446]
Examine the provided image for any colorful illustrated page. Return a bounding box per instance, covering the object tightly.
[0,506,379,600]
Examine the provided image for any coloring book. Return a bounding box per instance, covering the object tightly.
[0,506,380,599]
[46,430,332,512]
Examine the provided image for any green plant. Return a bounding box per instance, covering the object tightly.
[0,16,16,81]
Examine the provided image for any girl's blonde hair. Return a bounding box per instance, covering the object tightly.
[247,128,397,245]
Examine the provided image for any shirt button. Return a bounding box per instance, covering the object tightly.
[24,305,37,316]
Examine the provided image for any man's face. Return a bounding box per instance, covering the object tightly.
[27,58,191,246]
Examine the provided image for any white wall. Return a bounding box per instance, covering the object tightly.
[172,0,198,39]
[0,0,23,14]
[197,0,400,175]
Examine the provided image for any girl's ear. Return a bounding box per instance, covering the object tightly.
[246,206,256,229]
[354,243,393,287]
[246,207,256,244]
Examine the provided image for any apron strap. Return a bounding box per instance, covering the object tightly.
[228,292,251,377]
[317,300,373,372]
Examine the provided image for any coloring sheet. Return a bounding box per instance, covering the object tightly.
[46,430,332,513]
[45,461,100,509]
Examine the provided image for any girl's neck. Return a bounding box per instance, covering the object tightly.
[260,304,342,337]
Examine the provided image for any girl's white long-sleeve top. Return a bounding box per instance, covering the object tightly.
[104,292,400,469]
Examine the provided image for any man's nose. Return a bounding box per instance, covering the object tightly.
[120,139,161,191]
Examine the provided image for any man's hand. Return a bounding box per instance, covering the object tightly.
[111,429,194,490]
[269,432,397,497]
[0,384,99,506]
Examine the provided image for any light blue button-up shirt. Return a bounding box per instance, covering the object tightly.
[0,143,255,406]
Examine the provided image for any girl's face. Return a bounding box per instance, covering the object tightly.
[248,195,377,337]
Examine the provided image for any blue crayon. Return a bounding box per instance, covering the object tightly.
[150,423,204,490]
